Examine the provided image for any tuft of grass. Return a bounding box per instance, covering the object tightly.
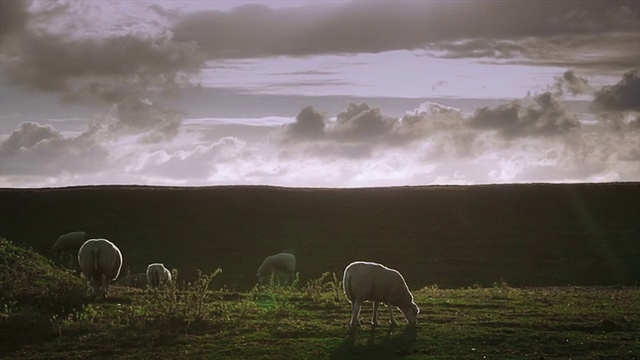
[302,271,344,306]
[250,272,300,317]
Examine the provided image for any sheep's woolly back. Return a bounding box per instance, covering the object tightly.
[343,261,414,305]
[53,231,88,251]
[257,253,296,276]
[77,239,123,282]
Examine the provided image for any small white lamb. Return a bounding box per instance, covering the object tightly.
[146,263,172,287]
[257,252,296,285]
[343,261,419,327]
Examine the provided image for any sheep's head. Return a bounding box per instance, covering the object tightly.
[52,243,65,259]
[401,302,420,324]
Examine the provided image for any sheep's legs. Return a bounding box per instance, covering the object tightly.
[90,274,102,299]
[350,300,363,327]
[386,302,399,325]
[371,302,380,326]
[101,273,109,299]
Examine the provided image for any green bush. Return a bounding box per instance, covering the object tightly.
[128,269,222,327]
[302,271,343,305]
[251,273,299,317]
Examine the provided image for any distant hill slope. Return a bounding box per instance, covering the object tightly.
[1,183,638,289]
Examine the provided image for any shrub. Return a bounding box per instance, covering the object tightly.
[252,273,299,317]
[302,271,343,305]
[128,269,222,327]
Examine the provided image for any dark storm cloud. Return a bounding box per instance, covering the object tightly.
[592,69,640,112]
[8,33,204,102]
[333,103,394,141]
[171,1,638,70]
[283,106,327,141]
[4,30,201,141]
[470,33,640,74]
[109,97,183,143]
[1,1,207,142]
[552,70,593,96]
[469,92,580,139]
[0,121,109,176]
[0,0,30,44]
[277,101,467,154]
[278,102,396,146]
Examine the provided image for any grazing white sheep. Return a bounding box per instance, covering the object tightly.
[115,272,148,288]
[53,231,89,260]
[146,263,172,287]
[257,252,296,285]
[343,261,420,327]
[77,239,123,299]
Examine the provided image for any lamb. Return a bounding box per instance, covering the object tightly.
[257,252,296,285]
[342,261,419,327]
[115,272,148,288]
[77,238,123,299]
[53,231,89,260]
[146,263,172,287]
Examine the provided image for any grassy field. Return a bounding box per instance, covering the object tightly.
[1,183,639,358]
[4,268,640,359]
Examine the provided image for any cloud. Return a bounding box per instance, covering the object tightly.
[592,69,640,112]
[276,101,468,152]
[7,33,204,102]
[468,92,580,139]
[552,70,593,96]
[0,121,109,176]
[171,1,638,71]
[1,1,207,144]
[333,103,395,141]
[109,97,183,143]
[132,137,246,181]
[282,106,326,141]
[0,0,30,44]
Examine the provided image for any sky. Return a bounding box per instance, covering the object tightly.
[0,0,638,188]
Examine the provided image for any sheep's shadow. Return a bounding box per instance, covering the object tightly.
[330,324,417,359]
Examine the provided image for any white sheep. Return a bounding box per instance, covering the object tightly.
[146,263,172,287]
[343,261,420,327]
[77,238,123,299]
[53,231,89,260]
[257,252,296,285]
[115,272,148,288]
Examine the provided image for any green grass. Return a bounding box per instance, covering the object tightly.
[3,257,639,359]
[6,285,640,359]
